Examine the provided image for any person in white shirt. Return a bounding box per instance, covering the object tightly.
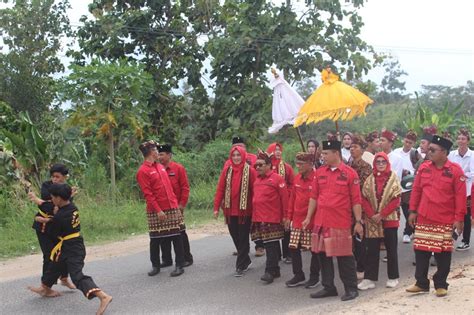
[362,131,380,165]
[393,130,421,243]
[380,130,403,181]
[448,128,473,251]
[341,132,353,163]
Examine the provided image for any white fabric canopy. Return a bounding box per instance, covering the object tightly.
[268,71,305,134]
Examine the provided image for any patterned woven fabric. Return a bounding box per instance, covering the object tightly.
[311,227,353,257]
[251,222,284,243]
[365,217,385,238]
[414,222,454,253]
[289,228,312,250]
[147,208,184,238]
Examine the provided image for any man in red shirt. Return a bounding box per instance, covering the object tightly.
[285,152,320,288]
[303,140,363,301]
[252,150,288,284]
[136,140,185,277]
[158,144,193,268]
[406,135,466,297]
[267,142,294,264]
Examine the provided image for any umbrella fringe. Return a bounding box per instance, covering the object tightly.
[294,104,370,127]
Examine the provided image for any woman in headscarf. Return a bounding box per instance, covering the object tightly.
[341,132,353,163]
[214,146,257,277]
[358,152,401,290]
[266,142,294,263]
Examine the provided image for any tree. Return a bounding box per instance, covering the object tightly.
[377,55,408,103]
[60,59,154,197]
[71,0,210,145]
[0,0,71,116]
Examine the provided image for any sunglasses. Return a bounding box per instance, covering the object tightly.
[375,160,387,165]
[429,147,441,153]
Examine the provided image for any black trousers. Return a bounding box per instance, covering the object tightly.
[161,230,193,263]
[254,239,264,250]
[264,241,280,275]
[415,250,451,289]
[280,230,291,259]
[150,235,185,268]
[462,197,471,244]
[42,243,98,299]
[227,216,251,270]
[291,247,320,280]
[364,227,399,281]
[353,224,366,273]
[401,197,413,236]
[319,252,357,293]
[36,231,68,279]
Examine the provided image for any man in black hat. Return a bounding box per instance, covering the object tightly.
[407,135,466,297]
[158,144,193,268]
[302,140,363,301]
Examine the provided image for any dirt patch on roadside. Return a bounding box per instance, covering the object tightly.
[0,221,228,282]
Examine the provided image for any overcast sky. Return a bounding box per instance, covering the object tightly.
[62,0,474,93]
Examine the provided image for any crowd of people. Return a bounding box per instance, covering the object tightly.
[24,127,472,313]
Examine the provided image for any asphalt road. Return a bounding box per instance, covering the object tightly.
[1,228,472,314]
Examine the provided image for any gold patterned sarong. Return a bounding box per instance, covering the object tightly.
[147,208,184,238]
[414,222,454,253]
[289,228,312,250]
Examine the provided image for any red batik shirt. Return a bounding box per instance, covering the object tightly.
[136,161,178,213]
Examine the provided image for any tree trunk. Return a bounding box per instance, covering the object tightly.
[108,128,116,200]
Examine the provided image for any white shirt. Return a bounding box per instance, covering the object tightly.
[362,151,374,165]
[394,147,416,193]
[342,147,351,163]
[448,148,473,196]
[388,150,403,183]
[417,147,426,159]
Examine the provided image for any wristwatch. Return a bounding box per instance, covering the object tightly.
[355,220,363,225]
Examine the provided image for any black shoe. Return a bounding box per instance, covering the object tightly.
[284,257,292,264]
[310,288,338,299]
[234,269,244,277]
[272,271,281,279]
[160,261,173,268]
[341,290,359,301]
[182,260,193,268]
[304,278,320,289]
[430,260,437,267]
[148,267,160,276]
[261,272,274,284]
[286,274,306,287]
[170,266,184,277]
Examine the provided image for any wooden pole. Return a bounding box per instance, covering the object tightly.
[335,121,341,141]
[295,127,306,151]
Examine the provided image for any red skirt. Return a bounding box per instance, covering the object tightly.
[413,222,453,253]
[311,226,353,257]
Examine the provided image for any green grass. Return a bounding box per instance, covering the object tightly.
[0,181,217,259]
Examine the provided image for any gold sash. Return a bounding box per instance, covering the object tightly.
[50,232,80,262]
[278,161,285,178]
[362,172,401,238]
[224,163,250,211]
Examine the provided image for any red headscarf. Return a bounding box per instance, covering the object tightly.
[229,146,247,171]
[373,152,392,197]
[267,142,283,169]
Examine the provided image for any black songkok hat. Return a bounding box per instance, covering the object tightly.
[158,144,172,153]
[322,140,341,150]
[431,135,453,151]
[232,136,245,145]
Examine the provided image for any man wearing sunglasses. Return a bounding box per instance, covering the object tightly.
[407,135,466,297]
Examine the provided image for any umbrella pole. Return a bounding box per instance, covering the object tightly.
[295,127,306,151]
[335,121,341,141]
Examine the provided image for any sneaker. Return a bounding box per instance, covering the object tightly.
[403,235,411,243]
[260,272,274,284]
[243,262,252,272]
[357,279,376,290]
[234,269,244,277]
[456,242,470,251]
[284,257,292,264]
[406,284,429,293]
[386,279,399,288]
[435,288,448,297]
[382,256,388,263]
[285,274,306,287]
[304,278,320,289]
[356,272,364,280]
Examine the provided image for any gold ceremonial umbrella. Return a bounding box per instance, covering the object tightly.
[294,68,374,132]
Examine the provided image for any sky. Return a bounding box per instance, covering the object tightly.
[9,0,474,94]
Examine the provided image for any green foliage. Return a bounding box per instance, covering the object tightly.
[0,0,71,116]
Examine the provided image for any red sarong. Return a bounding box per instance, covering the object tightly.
[311,226,353,257]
